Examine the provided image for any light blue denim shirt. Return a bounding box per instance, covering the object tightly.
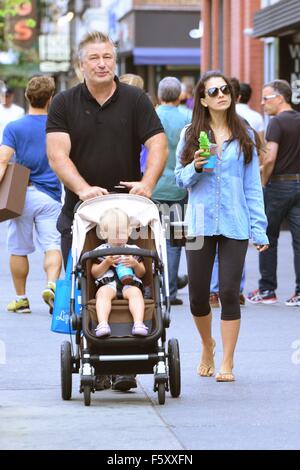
[175,127,269,245]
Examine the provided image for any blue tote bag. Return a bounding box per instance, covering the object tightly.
[51,252,81,334]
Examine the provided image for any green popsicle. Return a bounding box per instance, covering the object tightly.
[198,131,211,157]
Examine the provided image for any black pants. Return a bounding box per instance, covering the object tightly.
[56,211,73,269]
[186,236,248,320]
[259,181,300,293]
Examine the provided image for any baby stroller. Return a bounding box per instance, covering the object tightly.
[60,193,181,406]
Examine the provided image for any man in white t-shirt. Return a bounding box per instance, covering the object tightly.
[236,83,265,141]
[0,88,24,143]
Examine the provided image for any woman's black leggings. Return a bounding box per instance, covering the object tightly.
[186,236,248,321]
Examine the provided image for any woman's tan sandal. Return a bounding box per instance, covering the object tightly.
[215,372,235,382]
[197,339,216,377]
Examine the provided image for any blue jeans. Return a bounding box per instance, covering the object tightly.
[166,240,182,300]
[157,197,187,300]
[210,249,245,293]
[259,180,300,293]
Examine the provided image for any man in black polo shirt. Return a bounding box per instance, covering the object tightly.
[46,31,168,392]
[47,31,167,261]
[247,80,300,307]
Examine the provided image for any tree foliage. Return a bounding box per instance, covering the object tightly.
[0,0,25,18]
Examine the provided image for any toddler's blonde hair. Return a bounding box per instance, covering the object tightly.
[98,208,130,239]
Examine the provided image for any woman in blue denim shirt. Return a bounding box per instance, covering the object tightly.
[175,71,269,382]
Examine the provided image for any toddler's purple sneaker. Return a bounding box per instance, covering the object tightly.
[132,322,148,336]
[95,323,111,337]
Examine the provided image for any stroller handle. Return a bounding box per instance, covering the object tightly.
[79,247,160,268]
[73,186,129,215]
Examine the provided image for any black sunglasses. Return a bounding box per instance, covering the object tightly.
[205,84,231,98]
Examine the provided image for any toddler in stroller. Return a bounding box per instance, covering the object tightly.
[91,208,148,338]
[60,193,181,405]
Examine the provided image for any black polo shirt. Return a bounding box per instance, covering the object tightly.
[266,110,300,175]
[46,77,164,217]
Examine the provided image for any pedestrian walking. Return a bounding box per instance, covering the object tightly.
[0,87,24,143]
[247,79,300,306]
[175,71,268,382]
[178,83,193,121]
[209,77,247,308]
[119,73,148,174]
[152,76,190,305]
[119,73,144,89]
[0,76,62,314]
[236,83,265,142]
[46,31,168,391]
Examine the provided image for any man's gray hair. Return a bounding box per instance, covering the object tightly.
[78,31,117,60]
[264,79,292,104]
[158,76,182,103]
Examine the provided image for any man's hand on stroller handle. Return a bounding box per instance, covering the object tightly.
[119,181,152,198]
[77,185,108,201]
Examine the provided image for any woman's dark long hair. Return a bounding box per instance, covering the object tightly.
[180,71,261,166]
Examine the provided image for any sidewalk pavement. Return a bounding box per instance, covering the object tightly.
[0,223,299,450]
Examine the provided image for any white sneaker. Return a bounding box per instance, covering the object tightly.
[285,294,300,307]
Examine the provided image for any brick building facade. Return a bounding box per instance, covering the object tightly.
[201,0,264,112]
[108,0,200,99]
[254,0,300,111]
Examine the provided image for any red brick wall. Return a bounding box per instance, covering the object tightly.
[201,0,264,112]
[202,0,211,71]
[212,0,220,69]
[230,0,244,79]
[245,0,264,113]
[223,0,231,76]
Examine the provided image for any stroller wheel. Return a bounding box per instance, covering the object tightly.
[158,383,166,405]
[168,338,181,398]
[61,341,72,400]
[83,385,91,406]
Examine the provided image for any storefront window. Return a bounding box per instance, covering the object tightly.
[261,0,280,6]
[264,37,278,83]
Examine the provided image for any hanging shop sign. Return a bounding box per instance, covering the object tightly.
[11,0,37,48]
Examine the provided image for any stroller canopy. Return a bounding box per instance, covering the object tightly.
[71,194,164,263]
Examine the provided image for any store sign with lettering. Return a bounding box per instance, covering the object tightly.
[12,0,37,48]
[279,35,300,109]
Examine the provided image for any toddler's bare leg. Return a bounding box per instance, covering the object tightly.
[123,286,145,323]
[95,286,116,324]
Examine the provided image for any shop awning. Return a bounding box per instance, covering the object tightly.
[253,0,300,38]
[133,47,200,65]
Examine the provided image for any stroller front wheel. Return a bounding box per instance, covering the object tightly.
[158,383,166,405]
[83,385,91,406]
[168,338,181,398]
[61,341,72,400]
